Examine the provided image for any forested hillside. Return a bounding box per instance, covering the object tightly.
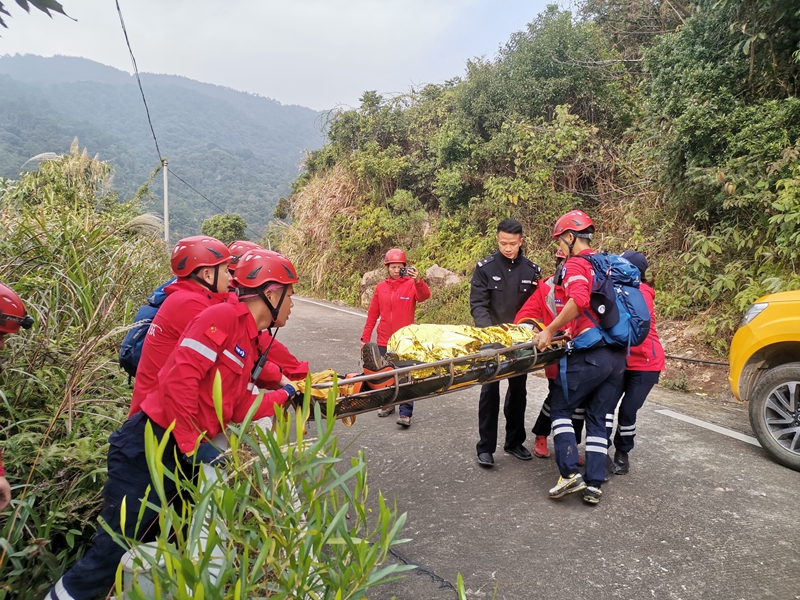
[280,0,800,354]
[0,54,325,237]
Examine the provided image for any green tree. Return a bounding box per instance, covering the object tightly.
[200,212,248,244]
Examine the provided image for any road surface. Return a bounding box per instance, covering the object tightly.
[277,296,799,600]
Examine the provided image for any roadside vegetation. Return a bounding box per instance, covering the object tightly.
[278,0,800,355]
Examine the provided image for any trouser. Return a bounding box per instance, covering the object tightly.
[549,347,626,487]
[48,411,194,600]
[612,370,660,453]
[476,374,527,454]
[379,345,413,417]
[531,378,585,442]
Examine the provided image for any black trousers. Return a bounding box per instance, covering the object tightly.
[531,378,585,442]
[49,412,194,600]
[613,370,660,453]
[476,373,527,455]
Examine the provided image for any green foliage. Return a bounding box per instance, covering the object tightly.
[115,388,412,599]
[0,148,170,596]
[200,213,248,245]
[0,0,68,29]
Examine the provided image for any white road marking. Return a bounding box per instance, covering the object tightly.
[655,409,761,447]
[294,296,366,318]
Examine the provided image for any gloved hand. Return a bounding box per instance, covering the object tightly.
[282,383,301,408]
[182,442,228,467]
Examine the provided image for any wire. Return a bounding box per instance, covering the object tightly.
[115,0,162,162]
[665,355,729,366]
[168,168,264,240]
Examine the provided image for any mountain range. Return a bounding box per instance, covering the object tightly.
[0,54,325,237]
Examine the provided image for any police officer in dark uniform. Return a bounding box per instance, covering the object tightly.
[470,219,541,467]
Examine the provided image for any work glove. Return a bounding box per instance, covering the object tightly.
[182,442,228,467]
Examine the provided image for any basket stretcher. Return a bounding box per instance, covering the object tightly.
[311,339,566,421]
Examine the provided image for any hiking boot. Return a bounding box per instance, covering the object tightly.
[614,449,629,475]
[548,473,586,498]
[396,415,411,428]
[361,342,385,372]
[582,486,602,505]
[377,406,396,417]
[534,435,550,458]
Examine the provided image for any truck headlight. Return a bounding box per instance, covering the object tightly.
[740,302,768,327]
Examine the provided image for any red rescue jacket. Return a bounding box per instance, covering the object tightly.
[561,249,601,337]
[626,283,665,371]
[254,331,310,388]
[514,275,565,379]
[361,276,431,346]
[140,301,291,455]
[129,279,230,417]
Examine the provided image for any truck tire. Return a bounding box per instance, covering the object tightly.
[749,362,800,472]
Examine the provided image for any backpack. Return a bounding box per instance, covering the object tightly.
[119,277,177,379]
[572,252,651,351]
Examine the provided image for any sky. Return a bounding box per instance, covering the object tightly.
[0,0,557,111]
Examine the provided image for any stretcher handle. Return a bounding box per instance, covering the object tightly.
[312,336,566,389]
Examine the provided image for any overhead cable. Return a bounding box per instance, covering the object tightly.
[115,0,162,162]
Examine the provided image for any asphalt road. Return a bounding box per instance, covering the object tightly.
[278,296,800,600]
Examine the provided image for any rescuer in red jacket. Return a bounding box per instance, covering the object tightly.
[361,248,431,427]
[514,250,586,461]
[0,283,33,510]
[609,251,665,475]
[129,235,232,417]
[48,251,301,600]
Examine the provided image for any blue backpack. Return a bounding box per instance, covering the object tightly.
[571,252,651,351]
[119,277,177,379]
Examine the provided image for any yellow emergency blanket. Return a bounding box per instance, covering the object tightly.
[292,368,357,401]
[386,323,536,378]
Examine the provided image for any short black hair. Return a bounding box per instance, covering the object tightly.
[497,219,523,236]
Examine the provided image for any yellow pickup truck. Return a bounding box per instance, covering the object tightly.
[729,290,800,471]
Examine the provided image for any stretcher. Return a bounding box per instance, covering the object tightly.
[310,338,567,422]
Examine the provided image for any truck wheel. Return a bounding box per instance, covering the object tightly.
[749,362,800,472]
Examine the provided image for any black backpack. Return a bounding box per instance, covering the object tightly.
[119,277,177,379]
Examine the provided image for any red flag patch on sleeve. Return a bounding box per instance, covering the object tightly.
[205,324,228,346]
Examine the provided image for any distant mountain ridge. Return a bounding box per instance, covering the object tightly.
[0,54,325,237]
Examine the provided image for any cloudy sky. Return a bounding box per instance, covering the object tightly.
[1,0,555,110]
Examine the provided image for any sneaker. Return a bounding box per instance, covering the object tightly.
[377,406,396,417]
[583,486,602,505]
[578,454,585,467]
[361,342,385,372]
[614,449,629,474]
[548,473,586,498]
[396,415,411,428]
[533,435,550,458]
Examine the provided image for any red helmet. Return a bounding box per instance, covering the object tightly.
[0,283,33,334]
[171,236,231,277]
[233,250,299,290]
[227,240,262,265]
[553,210,595,238]
[384,249,407,265]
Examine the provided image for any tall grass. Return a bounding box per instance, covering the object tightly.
[0,147,169,598]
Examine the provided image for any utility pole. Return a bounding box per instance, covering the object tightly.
[162,158,169,244]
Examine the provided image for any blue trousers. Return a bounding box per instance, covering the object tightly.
[48,412,194,600]
[549,347,626,487]
[613,370,660,453]
[531,378,585,442]
[476,374,528,454]
[379,345,413,416]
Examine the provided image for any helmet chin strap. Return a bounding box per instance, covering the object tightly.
[258,285,288,327]
[192,265,221,293]
[558,234,575,256]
